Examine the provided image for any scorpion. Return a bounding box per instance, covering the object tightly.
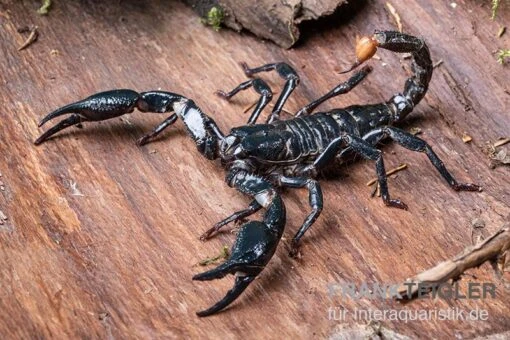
[35,31,481,316]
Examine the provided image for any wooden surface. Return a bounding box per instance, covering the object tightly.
[0,0,509,338]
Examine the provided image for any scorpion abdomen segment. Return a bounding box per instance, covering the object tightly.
[339,104,394,136]
[260,108,390,164]
[274,114,343,161]
[327,108,359,134]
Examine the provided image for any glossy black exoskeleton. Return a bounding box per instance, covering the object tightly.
[35,31,480,317]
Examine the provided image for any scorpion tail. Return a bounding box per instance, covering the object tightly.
[373,31,432,122]
[341,30,433,122]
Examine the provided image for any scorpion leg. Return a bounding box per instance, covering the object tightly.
[298,134,408,209]
[362,127,481,191]
[276,176,323,257]
[199,199,262,241]
[216,78,273,124]
[241,62,300,123]
[137,113,178,145]
[194,169,286,316]
[295,65,373,117]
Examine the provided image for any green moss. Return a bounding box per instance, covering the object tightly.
[491,0,500,19]
[198,246,230,266]
[497,49,510,64]
[201,6,224,32]
[37,0,52,15]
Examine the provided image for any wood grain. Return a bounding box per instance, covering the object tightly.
[0,0,509,338]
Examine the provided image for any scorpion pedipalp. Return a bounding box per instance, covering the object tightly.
[34,89,142,145]
[35,90,225,159]
[34,90,183,145]
[193,170,286,316]
[193,221,277,317]
[200,199,262,241]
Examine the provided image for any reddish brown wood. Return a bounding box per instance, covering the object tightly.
[0,0,509,338]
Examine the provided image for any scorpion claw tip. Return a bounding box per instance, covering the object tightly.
[195,275,255,317]
[34,131,55,145]
[37,114,55,127]
[196,309,214,317]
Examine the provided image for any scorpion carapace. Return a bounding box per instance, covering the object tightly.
[35,31,481,316]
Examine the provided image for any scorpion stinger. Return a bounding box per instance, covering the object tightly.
[338,36,379,74]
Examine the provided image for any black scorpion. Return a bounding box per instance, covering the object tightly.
[35,31,481,316]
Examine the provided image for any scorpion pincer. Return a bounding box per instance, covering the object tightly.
[34,31,481,316]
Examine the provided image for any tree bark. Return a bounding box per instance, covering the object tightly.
[183,0,348,48]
